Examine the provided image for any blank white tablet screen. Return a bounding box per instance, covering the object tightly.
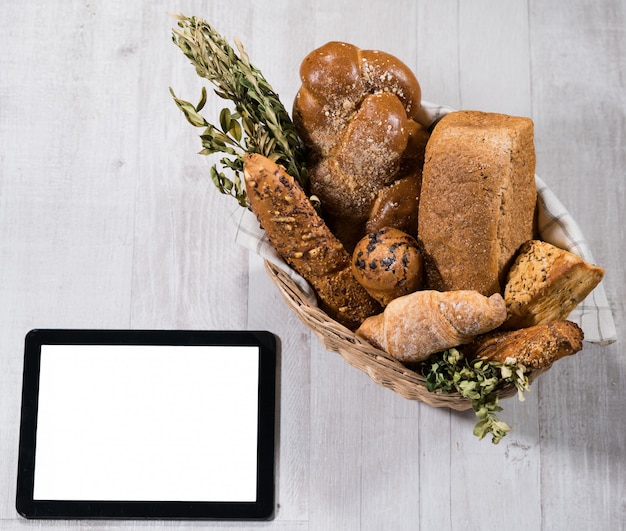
[33,344,260,502]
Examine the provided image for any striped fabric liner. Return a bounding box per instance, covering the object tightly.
[534,175,616,345]
[232,101,617,346]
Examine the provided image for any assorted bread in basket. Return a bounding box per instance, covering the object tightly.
[171,14,608,443]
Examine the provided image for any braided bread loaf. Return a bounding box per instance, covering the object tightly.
[293,41,430,250]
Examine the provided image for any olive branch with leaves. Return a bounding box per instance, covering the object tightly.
[170,13,307,207]
[421,348,530,444]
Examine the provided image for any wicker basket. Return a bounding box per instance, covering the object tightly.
[264,260,542,411]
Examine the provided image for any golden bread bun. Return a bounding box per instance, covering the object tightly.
[293,41,427,250]
[351,227,423,306]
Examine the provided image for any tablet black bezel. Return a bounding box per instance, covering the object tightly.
[16,329,277,520]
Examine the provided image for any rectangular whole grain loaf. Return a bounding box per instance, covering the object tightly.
[417,110,537,295]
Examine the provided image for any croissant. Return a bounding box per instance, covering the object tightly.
[356,290,507,362]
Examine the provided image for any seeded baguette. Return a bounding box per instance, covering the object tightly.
[463,320,584,370]
[243,153,381,329]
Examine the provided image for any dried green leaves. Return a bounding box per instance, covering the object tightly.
[421,348,530,444]
[170,14,307,207]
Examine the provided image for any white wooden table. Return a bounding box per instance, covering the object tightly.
[1,1,624,529]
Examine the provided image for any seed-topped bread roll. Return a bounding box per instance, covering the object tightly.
[463,320,584,370]
[502,239,605,329]
[293,41,430,250]
[418,110,537,296]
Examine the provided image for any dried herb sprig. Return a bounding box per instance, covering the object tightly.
[170,14,307,207]
[421,348,530,444]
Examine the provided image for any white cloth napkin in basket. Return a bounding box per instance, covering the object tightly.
[232,101,617,346]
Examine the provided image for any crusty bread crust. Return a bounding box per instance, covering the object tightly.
[243,154,381,329]
[502,239,605,329]
[293,41,428,250]
[418,111,537,296]
[463,320,584,370]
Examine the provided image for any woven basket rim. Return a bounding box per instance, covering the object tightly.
[264,260,536,411]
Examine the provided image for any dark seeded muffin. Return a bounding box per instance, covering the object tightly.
[351,227,423,306]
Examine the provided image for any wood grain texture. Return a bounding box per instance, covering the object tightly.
[1,0,624,529]
[529,3,626,529]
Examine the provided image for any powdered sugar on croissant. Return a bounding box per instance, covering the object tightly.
[356,290,507,362]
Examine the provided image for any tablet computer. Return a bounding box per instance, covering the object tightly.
[16,329,277,520]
